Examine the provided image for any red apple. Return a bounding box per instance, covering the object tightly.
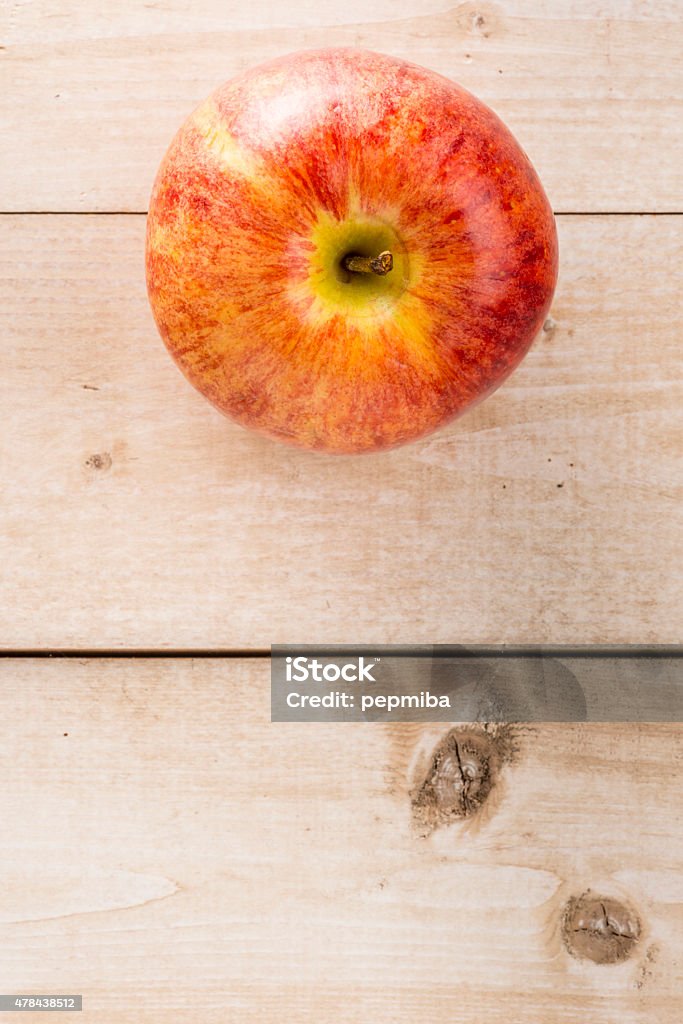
[146,48,558,454]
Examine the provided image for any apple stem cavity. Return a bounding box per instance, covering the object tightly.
[342,250,394,276]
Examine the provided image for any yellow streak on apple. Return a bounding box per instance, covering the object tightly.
[193,101,265,182]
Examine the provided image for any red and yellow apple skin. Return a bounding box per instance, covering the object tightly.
[146,48,558,454]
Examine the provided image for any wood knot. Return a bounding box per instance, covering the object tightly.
[85,452,112,472]
[453,2,498,38]
[473,12,489,35]
[542,316,557,338]
[562,892,641,964]
[412,726,513,831]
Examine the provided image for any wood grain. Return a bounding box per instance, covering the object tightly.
[1,213,681,650]
[0,657,681,1022]
[1,1,682,213]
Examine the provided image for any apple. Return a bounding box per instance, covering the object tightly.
[146,48,558,454]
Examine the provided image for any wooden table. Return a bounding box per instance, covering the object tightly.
[1,2,681,1020]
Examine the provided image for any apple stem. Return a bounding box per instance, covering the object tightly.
[342,250,394,276]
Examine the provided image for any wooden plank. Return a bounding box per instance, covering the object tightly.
[1,1,682,213]
[0,657,681,1021]
[1,213,681,650]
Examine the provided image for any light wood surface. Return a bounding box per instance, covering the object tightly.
[1,1,682,213]
[0,657,681,1022]
[2,214,681,649]
[1,4,681,1018]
